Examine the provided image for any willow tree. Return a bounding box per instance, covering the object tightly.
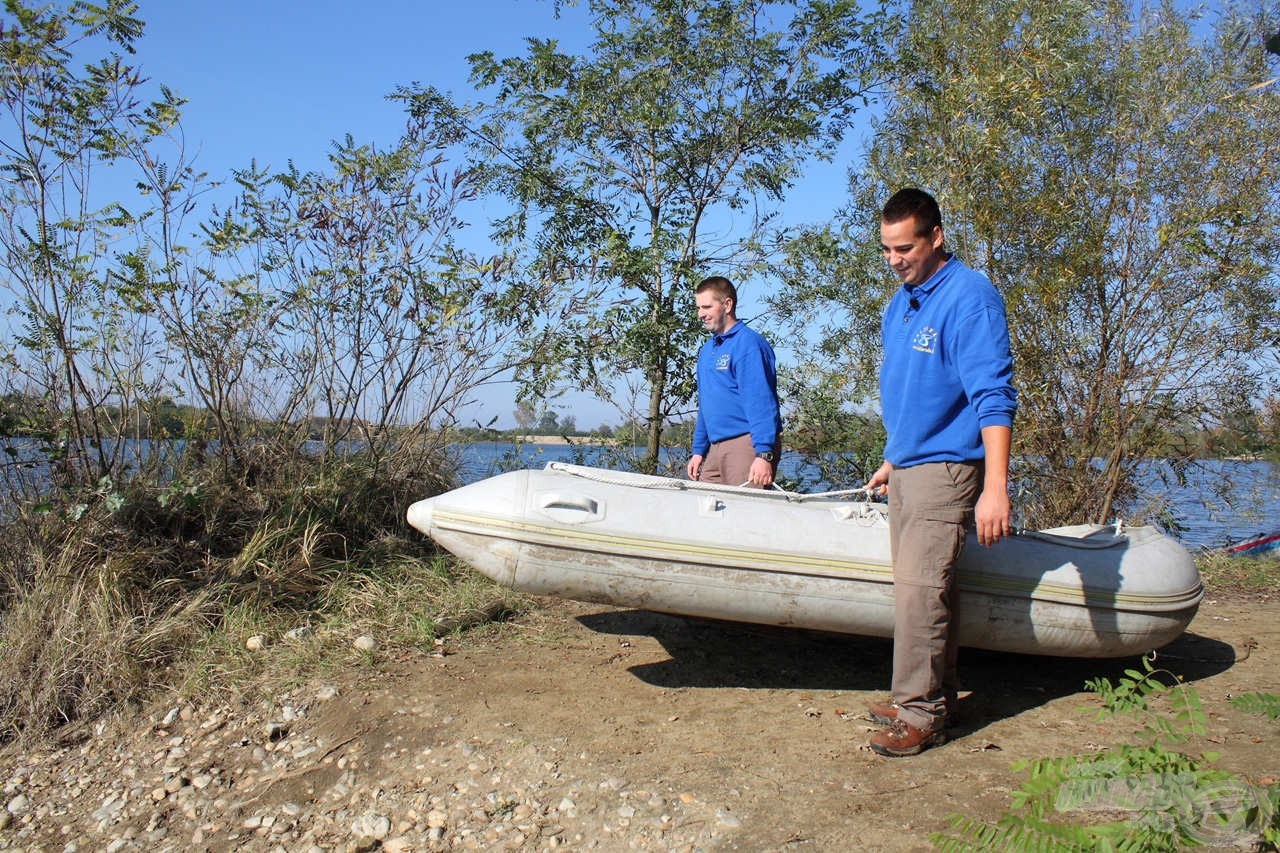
[0,1,196,491]
[776,0,1280,527]
[400,0,884,471]
[177,131,520,482]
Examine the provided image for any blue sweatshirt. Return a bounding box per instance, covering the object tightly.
[691,321,781,457]
[879,257,1016,467]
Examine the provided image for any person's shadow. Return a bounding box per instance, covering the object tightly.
[575,608,1238,734]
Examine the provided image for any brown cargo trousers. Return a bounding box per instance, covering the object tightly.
[887,460,982,734]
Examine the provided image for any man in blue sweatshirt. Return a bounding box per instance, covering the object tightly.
[686,276,781,488]
[864,188,1017,757]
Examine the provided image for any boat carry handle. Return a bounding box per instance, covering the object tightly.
[538,492,599,514]
[535,491,605,523]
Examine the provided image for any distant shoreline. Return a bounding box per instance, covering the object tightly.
[515,435,575,445]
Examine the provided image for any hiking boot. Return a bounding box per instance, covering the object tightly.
[869,719,947,757]
[866,695,958,727]
[867,700,903,725]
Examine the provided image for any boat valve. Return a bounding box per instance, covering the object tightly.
[699,496,726,517]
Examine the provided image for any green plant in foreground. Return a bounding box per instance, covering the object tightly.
[932,657,1279,851]
[1230,692,1280,723]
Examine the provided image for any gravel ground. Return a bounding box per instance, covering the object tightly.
[2,593,1277,851]
[1,688,742,851]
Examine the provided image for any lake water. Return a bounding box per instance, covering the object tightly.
[455,442,1280,552]
[3,436,1272,551]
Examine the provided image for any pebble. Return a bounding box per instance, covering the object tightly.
[350,813,391,839]
[0,685,741,852]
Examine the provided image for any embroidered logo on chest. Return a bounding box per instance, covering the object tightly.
[716,354,731,370]
[912,327,937,354]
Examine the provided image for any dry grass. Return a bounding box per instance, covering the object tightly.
[0,519,220,743]
[0,438,519,746]
[1196,549,1280,598]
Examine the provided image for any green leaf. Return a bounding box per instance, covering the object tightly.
[1229,692,1280,721]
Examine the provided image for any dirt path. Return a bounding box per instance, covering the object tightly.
[389,592,1277,849]
[3,592,1277,851]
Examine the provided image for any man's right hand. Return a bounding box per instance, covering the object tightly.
[865,460,892,497]
[687,454,704,480]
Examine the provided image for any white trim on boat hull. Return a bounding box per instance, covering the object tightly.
[409,463,1203,658]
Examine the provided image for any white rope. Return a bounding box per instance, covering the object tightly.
[763,481,879,503]
[1019,527,1130,549]
[547,462,877,505]
[545,463,1130,543]
[546,462,690,491]
[794,487,877,500]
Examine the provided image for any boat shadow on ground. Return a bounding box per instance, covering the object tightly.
[575,609,1237,733]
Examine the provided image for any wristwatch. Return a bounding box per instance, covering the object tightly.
[755,451,775,463]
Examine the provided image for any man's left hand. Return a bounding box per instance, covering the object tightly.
[748,457,773,488]
[974,489,1011,547]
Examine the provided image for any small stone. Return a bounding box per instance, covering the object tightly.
[350,814,391,840]
[245,635,265,651]
[354,635,377,652]
[285,626,312,642]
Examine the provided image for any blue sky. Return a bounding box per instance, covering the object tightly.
[139,0,594,180]
[131,0,860,429]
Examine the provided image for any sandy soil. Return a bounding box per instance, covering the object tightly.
[387,592,1278,849]
[3,591,1277,851]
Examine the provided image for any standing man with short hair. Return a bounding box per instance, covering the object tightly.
[686,276,782,488]
[864,188,1017,757]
